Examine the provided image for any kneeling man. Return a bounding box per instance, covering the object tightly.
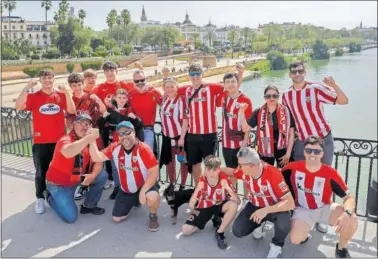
[89,121,160,232]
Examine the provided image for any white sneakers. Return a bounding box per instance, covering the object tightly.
[103,180,114,190]
[266,243,282,258]
[316,222,328,233]
[252,225,265,239]
[35,198,46,214]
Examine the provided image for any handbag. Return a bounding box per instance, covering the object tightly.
[223,96,244,142]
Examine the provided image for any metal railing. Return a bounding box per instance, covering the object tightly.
[1,107,377,221]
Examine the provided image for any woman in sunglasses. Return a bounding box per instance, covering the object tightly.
[239,85,295,167]
[159,77,189,191]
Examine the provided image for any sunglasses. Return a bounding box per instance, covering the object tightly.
[189,71,202,77]
[305,148,323,155]
[118,130,133,137]
[238,163,253,168]
[264,94,280,99]
[290,69,305,75]
[134,78,146,84]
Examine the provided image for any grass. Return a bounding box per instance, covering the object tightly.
[175,57,189,62]
[2,139,33,157]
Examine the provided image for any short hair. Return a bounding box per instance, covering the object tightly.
[188,63,203,73]
[115,88,128,96]
[304,135,324,149]
[39,68,54,77]
[204,155,222,170]
[162,66,169,72]
[223,72,239,83]
[237,147,260,164]
[264,84,280,95]
[133,69,146,78]
[289,60,305,71]
[83,69,97,78]
[102,61,118,71]
[67,73,84,84]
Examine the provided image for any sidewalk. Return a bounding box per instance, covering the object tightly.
[1,152,377,258]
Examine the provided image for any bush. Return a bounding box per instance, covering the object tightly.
[173,50,183,54]
[112,46,121,56]
[31,54,40,60]
[123,44,132,56]
[335,48,344,56]
[2,47,19,60]
[23,66,54,78]
[66,63,75,73]
[349,42,361,53]
[94,45,107,57]
[266,51,287,70]
[311,40,330,60]
[246,60,271,73]
[42,47,60,59]
[81,61,103,71]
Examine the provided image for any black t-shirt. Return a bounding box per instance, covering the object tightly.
[247,107,295,143]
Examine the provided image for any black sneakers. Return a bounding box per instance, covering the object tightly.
[335,243,351,258]
[80,205,105,215]
[212,215,222,229]
[215,230,228,250]
[109,186,119,200]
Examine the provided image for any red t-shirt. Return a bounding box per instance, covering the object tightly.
[92,81,135,103]
[103,141,158,193]
[67,93,101,126]
[128,87,163,126]
[46,133,90,187]
[234,162,290,208]
[25,90,68,144]
[282,161,349,210]
[196,172,232,209]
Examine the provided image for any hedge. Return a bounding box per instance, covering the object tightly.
[31,54,40,60]
[81,61,103,71]
[66,63,75,73]
[23,66,54,78]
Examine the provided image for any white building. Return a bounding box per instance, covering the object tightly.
[1,16,55,49]
[138,6,161,29]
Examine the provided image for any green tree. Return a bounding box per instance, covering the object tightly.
[56,16,80,56]
[104,38,117,50]
[74,28,91,54]
[116,15,122,44]
[243,27,250,51]
[267,50,287,70]
[106,9,117,35]
[190,32,200,50]
[120,9,131,44]
[254,41,268,54]
[228,29,237,58]
[57,0,69,24]
[123,44,132,55]
[78,9,86,27]
[41,0,52,50]
[311,39,330,60]
[3,0,16,40]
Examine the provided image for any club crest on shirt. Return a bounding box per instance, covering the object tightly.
[235,102,241,108]
[120,163,125,169]
[305,96,311,102]
[132,156,138,162]
[260,185,268,192]
[216,189,223,195]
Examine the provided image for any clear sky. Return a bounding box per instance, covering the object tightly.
[9,1,378,31]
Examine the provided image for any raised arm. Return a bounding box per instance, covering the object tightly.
[61,132,96,158]
[15,80,37,110]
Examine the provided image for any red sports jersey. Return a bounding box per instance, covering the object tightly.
[185,84,225,134]
[160,95,187,145]
[219,93,253,149]
[282,161,349,210]
[196,172,232,209]
[46,133,90,187]
[103,141,158,193]
[128,87,163,126]
[234,163,290,208]
[282,82,337,142]
[92,81,135,103]
[25,90,68,144]
[69,93,101,126]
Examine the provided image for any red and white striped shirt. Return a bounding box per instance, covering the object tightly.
[218,93,253,149]
[234,163,290,208]
[185,84,225,134]
[159,95,187,145]
[103,141,158,193]
[196,172,232,209]
[282,161,349,210]
[282,82,337,142]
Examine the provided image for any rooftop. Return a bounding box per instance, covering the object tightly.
[1,153,377,258]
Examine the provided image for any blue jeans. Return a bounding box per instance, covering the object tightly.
[143,128,155,152]
[111,160,120,188]
[46,170,107,223]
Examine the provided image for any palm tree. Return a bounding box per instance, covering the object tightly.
[41,0,52,49]
[120,9,130,44]
[106,9,117,35]
[228,29,236,58]
[3,0,16,40]
[78,9,86,27]
[116,15,121,44]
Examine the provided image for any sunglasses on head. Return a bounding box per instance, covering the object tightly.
[189,71,202,77]
[163,77,176,82]
[264,94,280,99]
[134,78,146,84]
[290,69,305,75]
[118,130,133,137]
[305,148,322,155]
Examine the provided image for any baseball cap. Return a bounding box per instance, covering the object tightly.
[73,113,93,123]
[116,121,135,131]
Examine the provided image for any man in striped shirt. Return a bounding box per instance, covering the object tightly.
[282,60,349,234]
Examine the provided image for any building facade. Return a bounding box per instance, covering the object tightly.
[1,16,55,49]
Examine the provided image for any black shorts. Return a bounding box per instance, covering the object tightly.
[112,183,160,217]
[186,133,218,166]
[185,201,227,230]
[222,147,240,168]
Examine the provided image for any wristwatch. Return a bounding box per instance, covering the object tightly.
[345,209,354,217]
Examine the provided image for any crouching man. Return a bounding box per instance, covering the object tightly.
[282,135,358,258]
[182,155,240,250]
[222,147,295,258]
[89,121,161,232]
[46,114,107,223]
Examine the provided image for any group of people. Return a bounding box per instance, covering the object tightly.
[15,58,357,258]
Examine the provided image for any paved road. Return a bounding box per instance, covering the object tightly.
[1,153,377,258]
